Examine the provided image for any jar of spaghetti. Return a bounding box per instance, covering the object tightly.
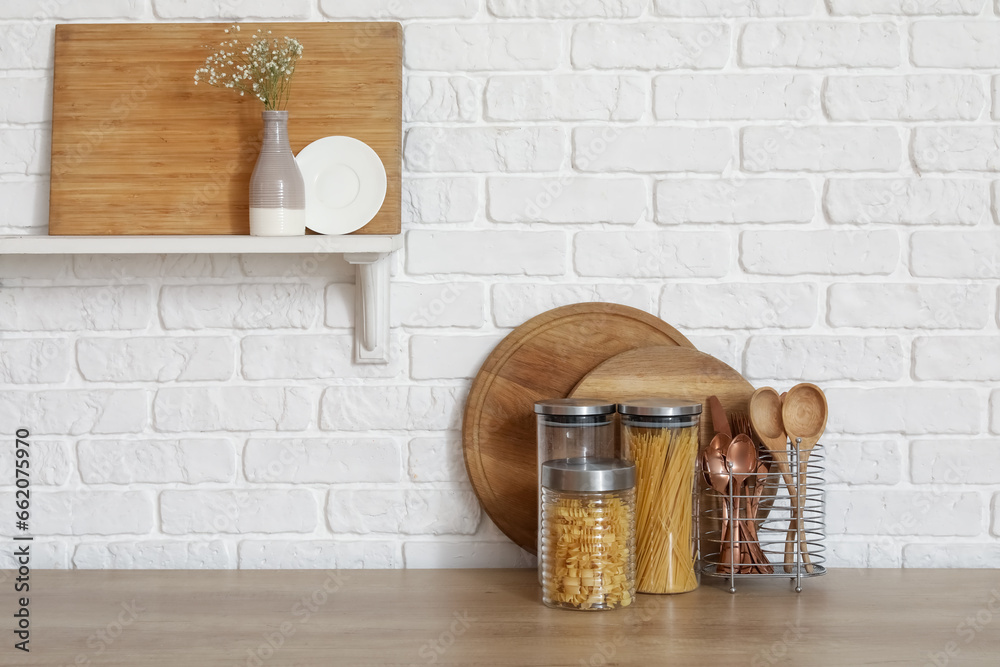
[540,458,636,611]
[619,399,702,594]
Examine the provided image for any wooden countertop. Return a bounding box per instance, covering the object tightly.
[5,568,999,665]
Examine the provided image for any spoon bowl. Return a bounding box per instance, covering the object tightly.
[783,383,828,574]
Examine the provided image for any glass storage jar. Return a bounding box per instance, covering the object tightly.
[619,398,702,595]
[540,458,636,611]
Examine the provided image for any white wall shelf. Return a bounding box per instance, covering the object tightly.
[0,234,403,364]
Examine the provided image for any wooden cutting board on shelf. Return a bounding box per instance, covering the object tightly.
[48,22,401,235]
[569,346,756,457]
[462,303,695,554]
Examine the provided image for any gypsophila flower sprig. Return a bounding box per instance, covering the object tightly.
[194,24,303,111]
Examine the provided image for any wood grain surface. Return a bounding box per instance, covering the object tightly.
[49,22,401,235]
[6,568,998,666]
[463,303,694,554]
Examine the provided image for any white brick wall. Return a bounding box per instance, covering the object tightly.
[2,0,998,570]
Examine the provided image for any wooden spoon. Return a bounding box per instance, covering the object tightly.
[749,387,798,574]
[782,383,828,574]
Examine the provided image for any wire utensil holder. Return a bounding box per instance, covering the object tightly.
[699,441,826,593]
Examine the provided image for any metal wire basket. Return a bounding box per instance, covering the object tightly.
[699,441,826,593]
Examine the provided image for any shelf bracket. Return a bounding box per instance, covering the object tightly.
[344,252,391,364]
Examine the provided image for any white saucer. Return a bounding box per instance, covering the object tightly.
[295,136,387,235]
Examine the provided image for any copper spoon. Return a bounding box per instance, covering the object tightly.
[749,387,799,574]
[782,383,828,575]
[726,434,757,573]
[704,433,735,573]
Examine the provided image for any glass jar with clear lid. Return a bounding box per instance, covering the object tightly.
[619,398,702,594]
[540,458,636,611]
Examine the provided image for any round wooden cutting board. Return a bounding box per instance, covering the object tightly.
[569,346,756,458]
[463,304,694,554]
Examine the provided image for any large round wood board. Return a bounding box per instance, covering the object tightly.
[569,346,756,457]
[462,304,694,554]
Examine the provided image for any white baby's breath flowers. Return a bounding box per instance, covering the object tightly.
[194,23,303,110]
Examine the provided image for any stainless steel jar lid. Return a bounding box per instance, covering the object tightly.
[541,457,636,492]
[617,398,703,417]
[534,398,617,416]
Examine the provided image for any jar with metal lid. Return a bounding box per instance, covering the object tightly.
[619,398,702,594]
[540,458,636,611]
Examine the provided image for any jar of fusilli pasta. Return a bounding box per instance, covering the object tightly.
[619,399,702,594]
[540,458,636,611]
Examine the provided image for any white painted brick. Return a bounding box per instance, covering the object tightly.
[574,127,732,173]
[488,177,647,224]
[0,77,49,124]
[491,0,644,17]
[327,490,481,535]
[742,230,899,276]
[322,0,477,18]
[911,21,1000,68]
[0,23,54,70]
[575,231,730,278]
[993,392,1000,435]
[0,541,69,569]
[407,230,567,276]
[995,494,1000,536]
[657,178,814,225]
[402,177,478,224]
[244,438,402,483]
[0,0,144,19]
[827,441,902,485]
[825,76,985,121]
[913,127,1000,171]
[745,336,905,382]
[406,127,564,173]
[409,434,466,484]
[826,490,981,536]
[393,282,487,328]
[686,335,739,369]
[0,255,73,282]
[572,23,730,70]
[0,286,153,331]
[410,335,504,380]
[492,283,652,328]
[320,386,461,431]
[78,439,236,484]
[486,75,645,122]
[742,127,902,173]
[239,541,399,569]
[741,22,900,68]
[76,254,242,279]
[0,440,71,486]
[912,440,1000,484]
[826,388,980,435]
[825,179,988,226]
[240,335,401,380]
[660,283,819,329]
[405,24,561,71]
[824,539,900,568]
[238,254,353,281]
[903,544,1000,569]
[161,490,318,534]
[74,541,235,569]
[994,77,1000,121]
[0,390,147,435]
[325,284,354,329]
[78,337,235,382]
[912,232,1000,279]
[0,180,48,231]
[160,285,319,330]
[0,491,153,536]
[153,0,312,19]
[915,337,1000,381]
[405,76,479,123]
[828,284,991,329]
[0,338,70,384]
[656,74,818,120]
[1,129,42,174]
[655,0,816,16]
[153,387,312,433]
[404,541,535,568]
[829,0,985,14]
